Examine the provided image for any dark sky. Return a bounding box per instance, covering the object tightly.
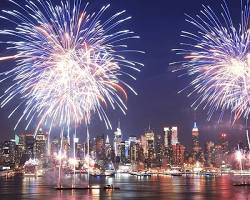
[0,0,247,148]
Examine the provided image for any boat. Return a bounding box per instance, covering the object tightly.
[55,185,120,190]
[166,167,183,176]
[233,182,250,186]
[135,171,152,177]
[90,172,102,176]
[90,168,115,177]
[171,172,182,176]
[56,186,101,190]
[103,185,120,190]
[104,170,115,176]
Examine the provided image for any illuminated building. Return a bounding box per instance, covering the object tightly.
[172,143,185,166]
[19,133,35,160]
[34,129,47,159]
[205,141,215,167]
[120,141,126,163]
[76,143,84,159]
[192,122,200,150]
[51,138,59,156]
[130,140,140,163]
[145,130,155,159]
[191,122,204,163]
[113,122,122,158]
[155,134,164,167]
[123,140,130,163]
[62,135,70,157]
[105,135,112,160]
[213,144,224,167]
[164,127,171,148]
[15,143,25,166]
[163,127,173,165]
[171,127,178,145]
[95,135,105,160]
[1,140,16,167]
[220,133,229,155]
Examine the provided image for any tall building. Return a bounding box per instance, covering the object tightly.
[164,127,171,148]
[205,141,215,167]
[130,139,140,163]
[1,140,16,167]
[192,122,199,150]
[220,133,229,155]
[155,134,164,167]
[76,143,84,159]
[191,122,203,163]
[120,141,126,163]
[128,136,137,144]
[114,122,122,158]
[61,135,70,158]
[172,143,185,167]
[34,129,47,160]
[15,143,25,166]
[105,135,112,160]
[19,133,35,161]
[145,130,155,160]
[171,127,178,145]
[125,140,130,161]
[163,127,173,165]
[51,138,59,156]
[95,135,105,160]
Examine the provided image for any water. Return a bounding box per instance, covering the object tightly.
[0,174,249,200]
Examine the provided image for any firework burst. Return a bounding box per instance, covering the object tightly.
[172,0,250,121]
[0,0,143,134]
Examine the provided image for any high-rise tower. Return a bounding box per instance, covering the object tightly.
[114,122,122,158]
[192,122,200,152]
[191,122,204,163]
[171,127,178,145]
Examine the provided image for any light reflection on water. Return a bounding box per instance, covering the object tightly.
[0,174,249,200]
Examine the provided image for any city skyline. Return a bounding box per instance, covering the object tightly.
[1,121,248,152]
[0,0,248,146]
[0,1,249,199]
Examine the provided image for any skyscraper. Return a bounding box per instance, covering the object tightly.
[34,129,47,160]
[171,127,178,145]
[205,141,214,167]
[155,134,164,167]
[51,138,59,156]
[114,122,122,158]
[192,122,199,149]
[172,143,185,167]
[105,135,112,161]
[95,135,105,160]
[220,133,229,155]
[164,127,171,148]
[145,130,155,160]
[19,133,35,161]
[191,122,204,163]
[2,140,16,167]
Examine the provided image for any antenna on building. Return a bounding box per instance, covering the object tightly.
[106,135,110,144]
[118,120,121,129]
[194,109,197,121]
[148,123,151,131]
[194,122,197,129]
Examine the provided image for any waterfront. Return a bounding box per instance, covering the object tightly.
[0,174,249,200]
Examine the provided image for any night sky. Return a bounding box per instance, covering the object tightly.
[0,0,247,148]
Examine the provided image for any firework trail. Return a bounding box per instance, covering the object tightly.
[172,0,250,121]
[0,0,143,134]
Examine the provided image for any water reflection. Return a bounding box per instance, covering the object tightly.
[0,174,249,200]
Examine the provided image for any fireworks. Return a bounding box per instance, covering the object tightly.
[172,0,250,120]
[0,0,142,133]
